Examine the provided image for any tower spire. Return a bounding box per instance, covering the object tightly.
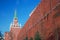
[14,10,17,19]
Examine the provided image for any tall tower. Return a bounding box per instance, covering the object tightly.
[10,10,19,28]
[10,10,20,40]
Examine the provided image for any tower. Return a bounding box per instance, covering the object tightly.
[10,10,19,28]
[10,10,20,40]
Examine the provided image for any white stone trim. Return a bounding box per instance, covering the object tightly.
[11,27,20,28]
[29,6,37,16]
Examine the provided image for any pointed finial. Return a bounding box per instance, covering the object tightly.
[14,10,17,19]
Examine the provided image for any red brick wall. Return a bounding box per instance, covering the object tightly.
[10,27,20,40]
[18,0,60,40]
[4,32,9,40]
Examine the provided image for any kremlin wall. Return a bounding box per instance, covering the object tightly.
[4,0,60,40]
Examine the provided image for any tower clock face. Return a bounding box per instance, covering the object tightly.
[14,19,18,24]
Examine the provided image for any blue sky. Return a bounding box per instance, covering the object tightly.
[0,0,40,34]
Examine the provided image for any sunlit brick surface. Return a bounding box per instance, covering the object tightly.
[18,0,60,40]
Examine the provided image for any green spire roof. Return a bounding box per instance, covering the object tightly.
[14,10,17,19]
